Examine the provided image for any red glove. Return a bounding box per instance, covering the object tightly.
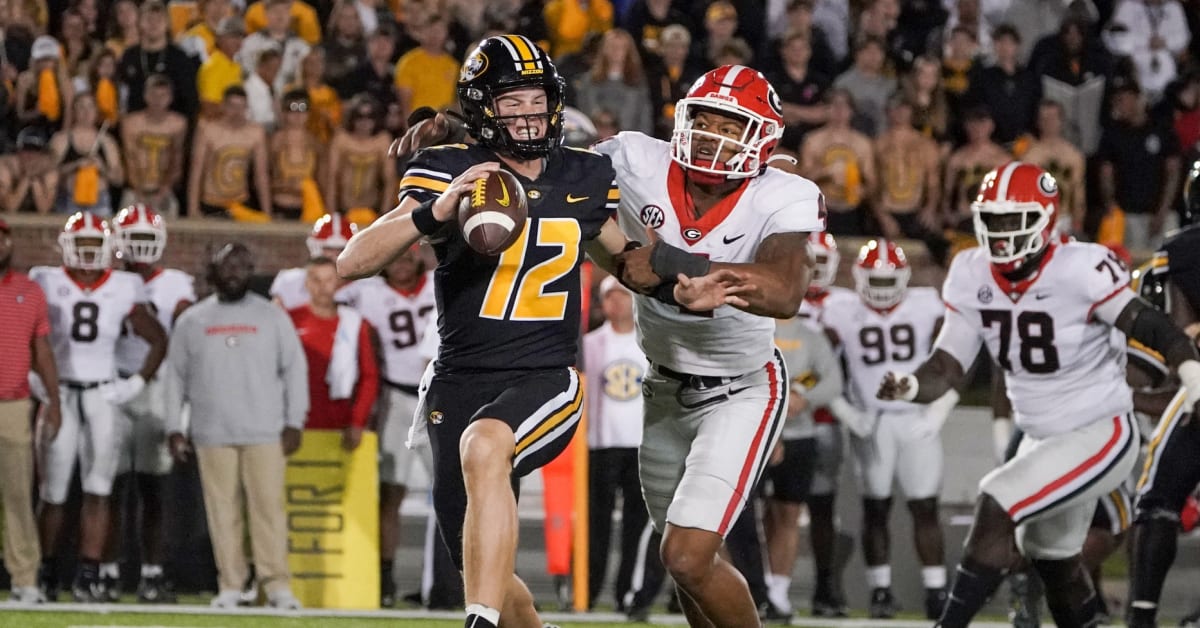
[1181,495,1199,533]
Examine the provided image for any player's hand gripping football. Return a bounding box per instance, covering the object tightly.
[430,162,502,222]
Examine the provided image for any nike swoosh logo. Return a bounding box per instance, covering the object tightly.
[566,194,589,203]
[728,386,752,395]
[496,179,510,207]
[723,234,746,244]
[1035,293,1050,300]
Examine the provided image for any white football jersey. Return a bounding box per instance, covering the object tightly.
[31,267,148,382]
[824,287,943,414]
[583,322,648,449]
[798,285,855,333]
[115,268,195,374]
[270,267,358,310]
[938,243,1135,438]
[343,272,437,386]
[595,131,826,376]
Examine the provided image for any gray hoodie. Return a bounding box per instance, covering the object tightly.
[164,293,308,447]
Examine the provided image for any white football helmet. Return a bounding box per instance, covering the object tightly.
[112,204,167,264]
[852,239,910,310]
[59,211,112,270]
[808,232,840,294]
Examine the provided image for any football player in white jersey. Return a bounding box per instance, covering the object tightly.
[31,212,168,603]
[824,239,955,619]
[105,204,195,603]
[878,162,1200,628]
[270,213,358,310]
[341,244,436,607]
[797,231,856,616]
[594,65,824,626]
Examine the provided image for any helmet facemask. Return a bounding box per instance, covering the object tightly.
[972,199,1052,272]
[853,263,910,310]
[461,82,565,161]
[671,98,779,180]
[61,233,111,270]
[117,229,166,264]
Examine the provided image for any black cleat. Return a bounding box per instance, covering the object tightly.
[925,587,948,620]
[626,598,653,622]
[869,587,900,619]
[136,574,177,604]
[811,592,848,618]
[759,600,794,624]
[380,569,396,608]
[37,562,59,603]
[72,568,107,604]
[102,573,121,603]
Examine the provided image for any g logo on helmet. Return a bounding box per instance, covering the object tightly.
[767,85,783,117]
[460,51,489,82]
[1037,172,1058,197]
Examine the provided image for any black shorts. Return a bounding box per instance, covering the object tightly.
[425,366,583,569]
[766,437,817,504]
[1136,391,1200,521]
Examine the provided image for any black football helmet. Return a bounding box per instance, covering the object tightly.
[1133,255,1170,312]
[1184,158,1200,227]
[457,35,565,160]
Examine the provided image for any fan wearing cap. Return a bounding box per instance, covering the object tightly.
[15,35,75,132]
[0,128,60,214]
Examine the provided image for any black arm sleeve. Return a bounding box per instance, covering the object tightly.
[1117,298,1200,369]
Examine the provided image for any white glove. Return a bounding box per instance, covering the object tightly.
[1179,360,1200,411]
[830,397,876,439]
[992,417,1014,464]
[100,375,146,406]
[913,389,959,440]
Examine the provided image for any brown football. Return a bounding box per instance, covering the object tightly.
[457,169,529,256]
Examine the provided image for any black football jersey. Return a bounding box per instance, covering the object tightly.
[399,143,619,373]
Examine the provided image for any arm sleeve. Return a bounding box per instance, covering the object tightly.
[277,309,310,430]
[351,322,379,428]
[933,305,983,372]
[802,329,844,407]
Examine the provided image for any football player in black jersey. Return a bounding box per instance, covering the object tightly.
[1127,159,1200,628]
[337,35,745,628]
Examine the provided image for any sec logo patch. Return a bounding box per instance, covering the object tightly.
[640,204,664,228]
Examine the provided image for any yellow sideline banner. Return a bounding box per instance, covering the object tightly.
[285,430,380,609]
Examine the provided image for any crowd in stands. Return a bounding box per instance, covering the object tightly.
[0,0,1199,253]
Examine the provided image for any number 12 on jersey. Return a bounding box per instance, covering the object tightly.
[480,218,581,321]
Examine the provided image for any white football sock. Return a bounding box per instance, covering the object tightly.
[866,565,891,589]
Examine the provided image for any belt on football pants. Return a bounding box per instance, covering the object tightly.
[384,379,420,396]
[652,363,743,390]
[61,380,107,390]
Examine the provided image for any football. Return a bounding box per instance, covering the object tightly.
[458,169,528,256]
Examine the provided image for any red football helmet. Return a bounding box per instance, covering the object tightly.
[112,204,167,264]
[972,161,1059,273]
[306,213,357,257]
[670,64,784,180]
[808,232,840,294]
[59,211,112,270]
[852,239,910,310]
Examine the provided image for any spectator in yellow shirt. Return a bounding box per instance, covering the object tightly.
[197,17,246,118]
[544,0,612,57]
[393,14,457,121]
[177,0,229,59]
[244,0,321,46]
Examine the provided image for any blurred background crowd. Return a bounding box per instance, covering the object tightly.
[1,0,1199,255]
